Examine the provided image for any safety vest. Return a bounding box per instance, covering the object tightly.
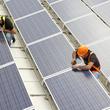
[88,52,100,72]
[0,16,5,30]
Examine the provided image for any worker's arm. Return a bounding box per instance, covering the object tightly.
[72,62,94,70]
[71,51,77,65]
[3,28,16,34]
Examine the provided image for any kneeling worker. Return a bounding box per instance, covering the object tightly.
[0,16,16,46]
[71,45,101,78]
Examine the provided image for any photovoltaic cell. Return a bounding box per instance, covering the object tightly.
[29,34,73,77]
[67,14,110,44]
[89,39,110,77]
[16,11,60,44]
[93,2,110,26]
[45,70,110,110]
[51,0,91,22]
[0,33,13,65]
[83,0,108,7]
[0,64,32,110]
[5,0,43,19]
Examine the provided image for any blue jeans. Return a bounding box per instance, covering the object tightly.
[5,33,14,46]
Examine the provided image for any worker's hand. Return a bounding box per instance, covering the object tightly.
[72,65,81,71]
[71,59,76,65]
[72,64,80,69]
[72,64,85,70]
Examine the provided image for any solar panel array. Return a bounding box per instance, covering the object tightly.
[45,71,110,110]
[50,0,110,77]
[3,0,110,110]
[0,33,33,110]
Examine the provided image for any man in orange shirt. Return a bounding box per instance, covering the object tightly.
[71,45,101,78]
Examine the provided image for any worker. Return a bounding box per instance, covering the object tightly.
[0,16,16,46]
[71,45,101,78]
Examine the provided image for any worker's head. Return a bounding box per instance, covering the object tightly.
[77,45,89,58]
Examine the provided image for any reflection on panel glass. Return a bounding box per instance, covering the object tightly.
[16,11,60,44]
[83,0,108,7]
[46,71,110,110]
[67,14,110,44]
[51,0,91,22]
[29,34,73,77]
[6,0,43,19]
[93,2,110,26]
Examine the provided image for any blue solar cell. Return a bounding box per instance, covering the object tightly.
[5,0,43,19]
[0,64,32,110]
[45,70,110,110]
[51,0,91,22]
[16,11,60,44]
[0,33,13,65]
[67,14,110,44]
[29,34,73,77]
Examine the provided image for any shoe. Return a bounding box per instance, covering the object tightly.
[12,36,16,43]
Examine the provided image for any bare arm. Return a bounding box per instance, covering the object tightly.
[71,51,77,65]
[72,51,76,59]
[3,28,16,34]
[73,62,94,70]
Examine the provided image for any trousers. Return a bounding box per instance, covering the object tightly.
[5,32,14,46]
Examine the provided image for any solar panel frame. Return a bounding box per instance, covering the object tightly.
[16,11,60,44]
[45,70,110,110]
[4,0,43,19]
[66,13,110,45]
[50,0,91,22]
[0,64,32,110]
[28,34,73,77]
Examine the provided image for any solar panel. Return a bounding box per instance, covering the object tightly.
[89,39,110,77]
[67,14,110,45]
[16,11,60,44]
[0,33,13,65]
[28,34,73,77]
[83,0,108,7]
[0,64,32,110]
[45,70,110,110]
[93,2,110,26]
[51,0,91,22]
[5,0,43,19]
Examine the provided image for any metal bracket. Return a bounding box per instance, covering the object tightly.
[23,106,35,110]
